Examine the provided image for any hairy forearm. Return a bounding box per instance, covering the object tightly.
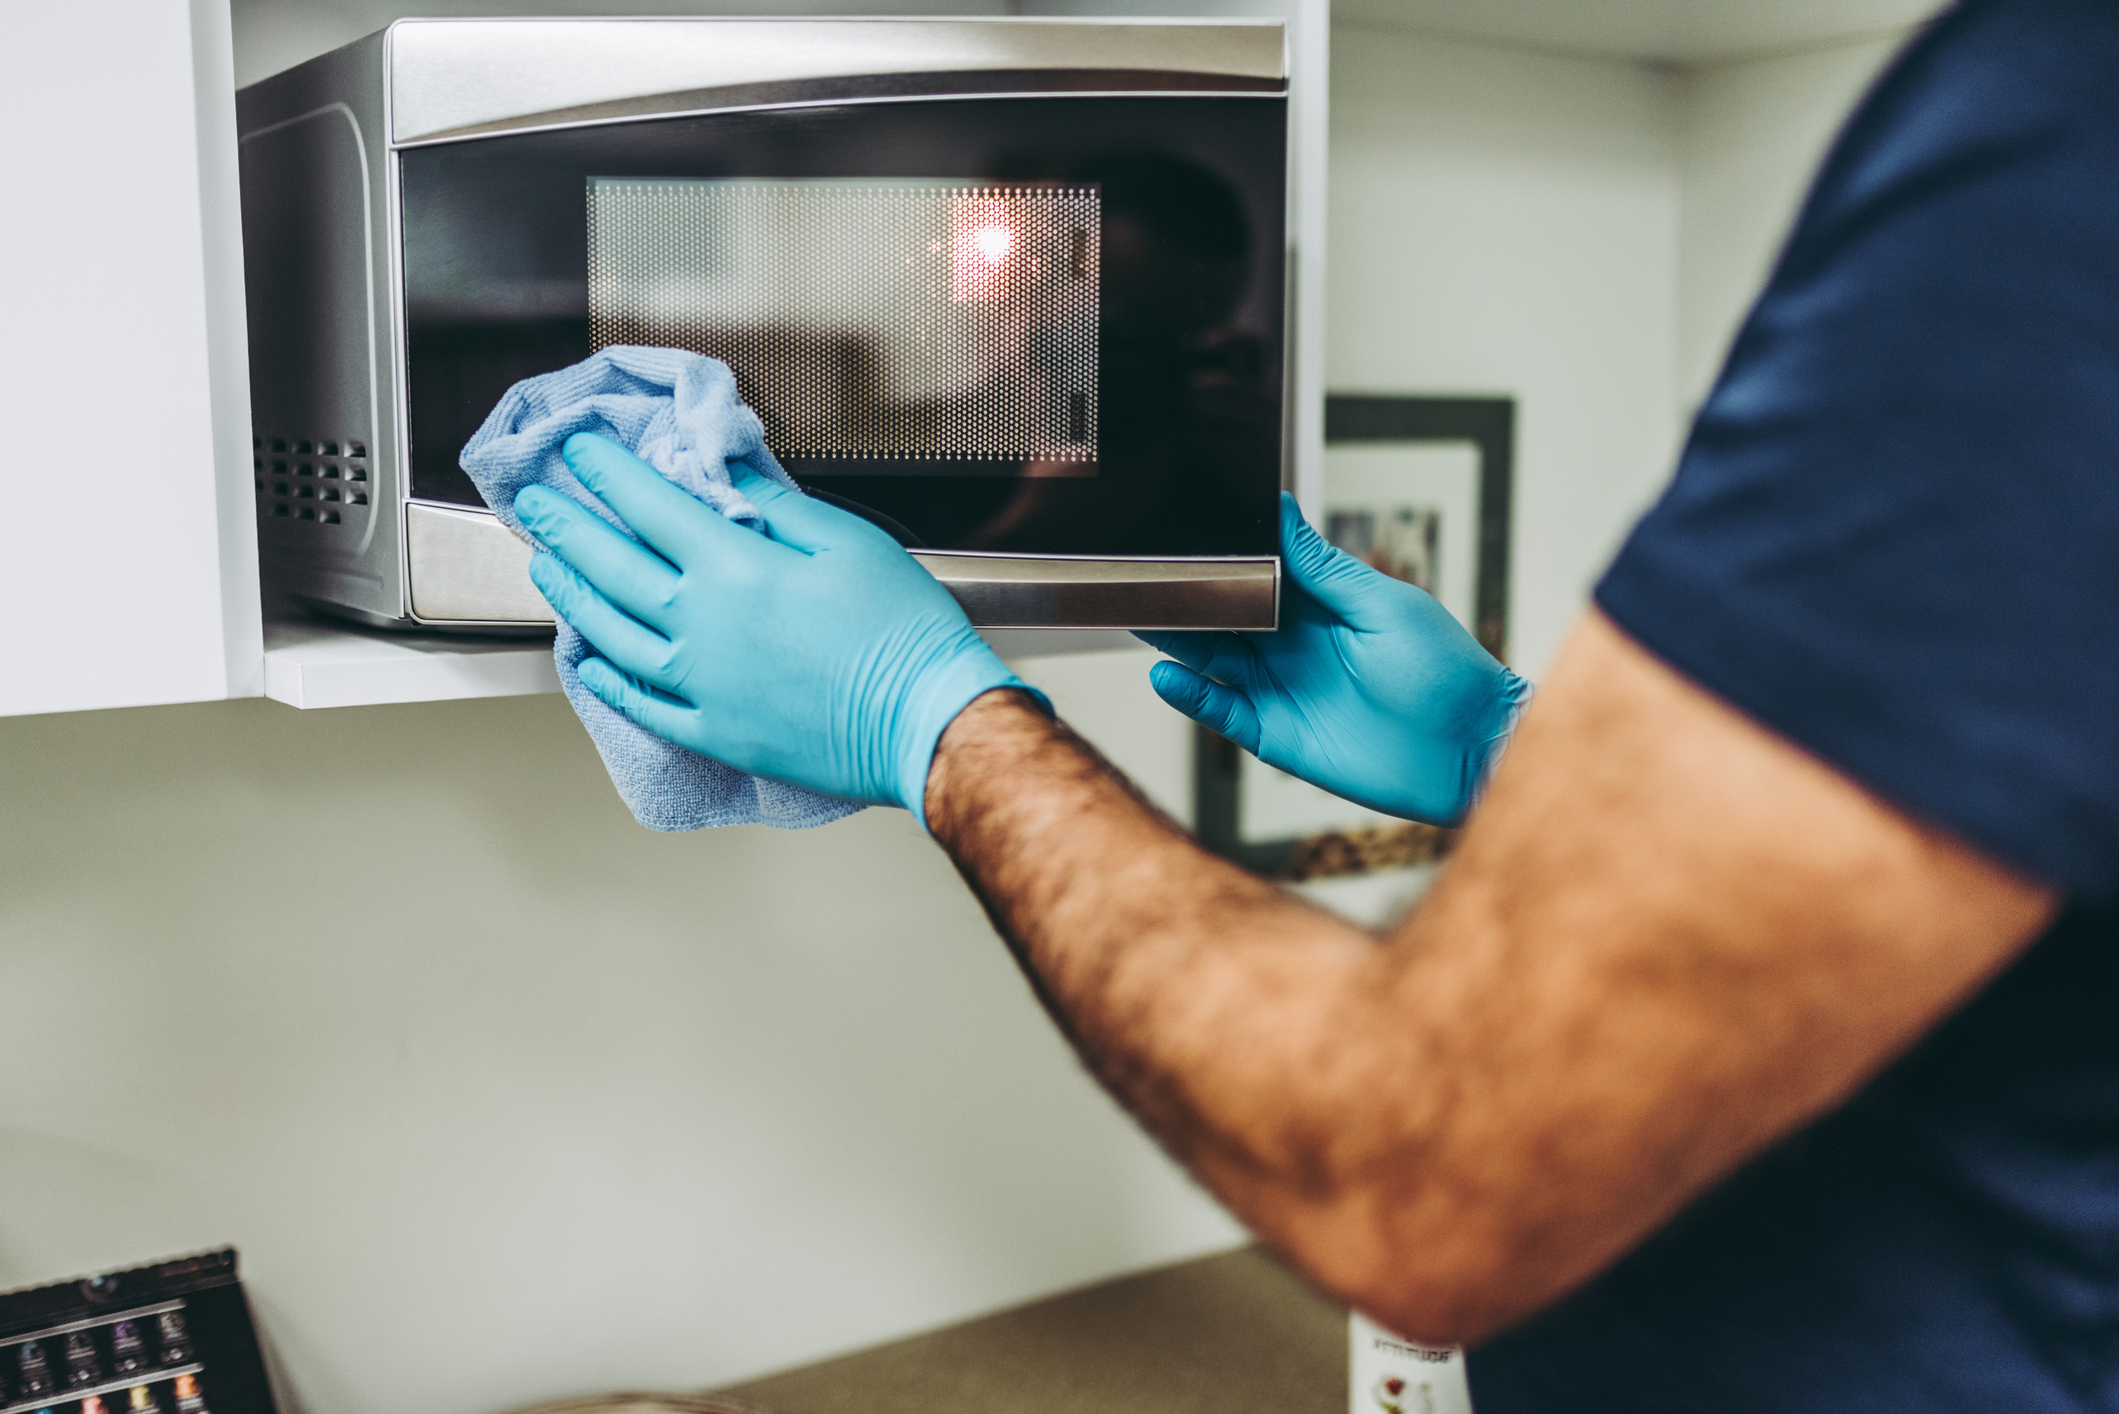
[926,691,1529,1336]
[926,691,1378,1189]
[928,691,1509,1335]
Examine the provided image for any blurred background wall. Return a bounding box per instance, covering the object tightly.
[1673,32,1919,409]
[1330,16,1911,679]
[0,5,1922,1413]
[1329,23,1681,680]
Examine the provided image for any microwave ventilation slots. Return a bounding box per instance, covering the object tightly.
[252,436,369,527]
[587,180,1101,475]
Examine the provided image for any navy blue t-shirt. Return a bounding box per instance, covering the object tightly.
[1469,1,2119,1409]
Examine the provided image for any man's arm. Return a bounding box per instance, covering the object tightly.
[513,433,2057,1343]
[926,608,2057,1346]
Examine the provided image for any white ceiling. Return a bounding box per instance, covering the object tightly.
[1330,0,1954,66]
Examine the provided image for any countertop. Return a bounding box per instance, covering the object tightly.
[716,1246,1345,1414]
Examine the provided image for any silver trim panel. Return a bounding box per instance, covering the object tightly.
[388,18,1286,144]
[406,501,552,624]
[400,501,1277,630]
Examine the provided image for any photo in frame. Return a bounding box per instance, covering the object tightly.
[1194,395,1515,881]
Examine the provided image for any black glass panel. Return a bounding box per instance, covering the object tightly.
[401,96,1284,556]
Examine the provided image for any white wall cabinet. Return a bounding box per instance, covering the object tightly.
[0,0,1325,719]
[1,0,260,717]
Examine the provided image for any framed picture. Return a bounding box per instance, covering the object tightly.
[1194,395,1515,880]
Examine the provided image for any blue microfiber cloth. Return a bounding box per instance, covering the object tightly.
[460,345,865,832]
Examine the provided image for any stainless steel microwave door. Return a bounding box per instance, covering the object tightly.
[586,178,1100,479]
[397,94,1284,558]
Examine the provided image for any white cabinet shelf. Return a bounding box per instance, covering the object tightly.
[263,620,560,709]
[262,619,1133,710]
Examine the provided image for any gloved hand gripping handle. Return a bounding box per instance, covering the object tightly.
[1141,493,1531,827]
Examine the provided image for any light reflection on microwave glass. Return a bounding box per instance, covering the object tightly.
[587,177,1100,473]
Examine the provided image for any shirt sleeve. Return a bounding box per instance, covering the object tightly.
[1595,0,2119,901]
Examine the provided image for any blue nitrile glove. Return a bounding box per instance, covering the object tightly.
[514,432,1044,827]
[1141,493,1532,826]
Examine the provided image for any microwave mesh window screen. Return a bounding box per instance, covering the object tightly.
[588,178,1101,473]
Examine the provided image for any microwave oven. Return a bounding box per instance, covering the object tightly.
[235,17,1289,634]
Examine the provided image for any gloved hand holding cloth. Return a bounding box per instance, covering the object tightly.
[506,356,1044,829]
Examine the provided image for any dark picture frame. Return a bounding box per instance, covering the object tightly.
[1192,395,1516,879]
